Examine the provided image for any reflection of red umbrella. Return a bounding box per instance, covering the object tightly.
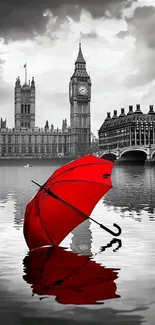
[23,246,120,305]
[24,154,121,250]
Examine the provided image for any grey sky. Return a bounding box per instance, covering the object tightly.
[0,0,155,135]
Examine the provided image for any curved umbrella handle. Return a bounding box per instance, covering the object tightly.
[100,222,122,236]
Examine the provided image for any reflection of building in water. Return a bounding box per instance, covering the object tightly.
[70,219,92,255]
[0,189,9,203]
[103,165,155,221]
[13,189,34,229]
[0,194,7,211]
[14,196,26,228]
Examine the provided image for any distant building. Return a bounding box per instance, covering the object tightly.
[69,42,91,156]
[98,105,155,151]
[0,118,6,129]
[0,43,91,158]
[15,76,35,129]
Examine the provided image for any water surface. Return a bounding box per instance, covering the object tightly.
[0,162,155,324]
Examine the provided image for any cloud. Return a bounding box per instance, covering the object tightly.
[0,0,149,136]
[80,31,98,39]
[125,6,155,49]
[0,58,13,120]
[0,58,5,75]
[0,0,137,41]
[38,92,69,125]
[141,81,155,106]
[119,5,155,87]
[116,30,129,38]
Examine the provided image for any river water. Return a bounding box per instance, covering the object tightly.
[0,160,155,325]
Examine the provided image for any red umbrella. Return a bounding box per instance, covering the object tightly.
[23,245,120,305]
[24,154,121,250]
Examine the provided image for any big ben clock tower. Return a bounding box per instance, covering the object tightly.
[69,43,91,156]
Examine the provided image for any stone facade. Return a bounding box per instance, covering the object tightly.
[0,123,71,157]
[69,43,91,156]
[14,76,35,129]
[0,44,91,158]
[98,105,155,151]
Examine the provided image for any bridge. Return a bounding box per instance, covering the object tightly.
[97,144,155,163]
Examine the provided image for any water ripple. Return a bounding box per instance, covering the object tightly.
[0,164,154,324]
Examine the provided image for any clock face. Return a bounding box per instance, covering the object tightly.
[78,85,88,95]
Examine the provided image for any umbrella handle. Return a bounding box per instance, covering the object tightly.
[99,223,122,236]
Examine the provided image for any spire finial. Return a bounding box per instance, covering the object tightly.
[24,63,27,85]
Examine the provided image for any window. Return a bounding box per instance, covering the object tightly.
[22,146,26,154]
[25,105,27,114]
[15,146,19,154]
[21,104,23,114]
[8,135,11,144]
[28,105,30,114]
[41,146,44,153]
[47,145,51,153]
[28,146,32,154]
[8,147,12,154]
[2,146,6,153]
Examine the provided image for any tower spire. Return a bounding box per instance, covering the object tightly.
[75,41,86,64]
[24,63,27,85]
[69,42,91,156]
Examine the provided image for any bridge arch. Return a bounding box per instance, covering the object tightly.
[151,150,155,159]
[120,149,147,161]
[100,152,117,161]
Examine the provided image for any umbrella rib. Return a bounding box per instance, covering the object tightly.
[38,214,55,246]
[31,180,122,237]
[32,180,98,220]
[50,179,111,202]
[35,197,56,246]
[48,161,113,186]
[51,179,111,187]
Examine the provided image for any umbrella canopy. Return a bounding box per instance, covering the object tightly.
[23,245,120,305]
[24,154,117,250]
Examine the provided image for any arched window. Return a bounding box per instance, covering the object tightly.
[25,104,27,114]
[21,122,23,127]
[21,104,23,114]
[28,104,30,114]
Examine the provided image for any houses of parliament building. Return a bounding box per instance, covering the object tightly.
[0,43,91,158]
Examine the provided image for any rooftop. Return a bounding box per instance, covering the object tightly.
[99,105,155,132]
